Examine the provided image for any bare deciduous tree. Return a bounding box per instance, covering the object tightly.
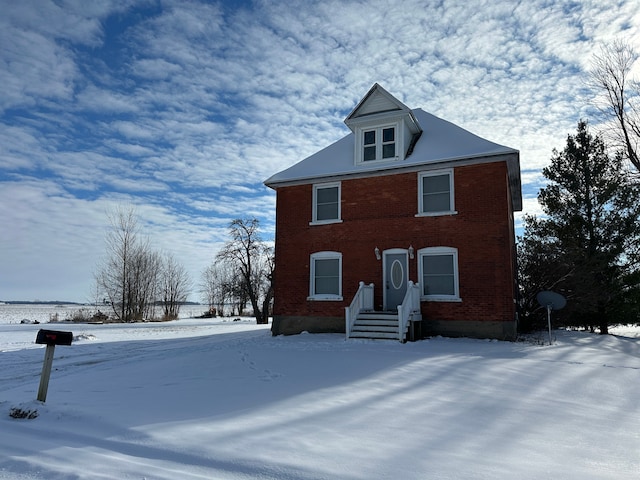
[160,253,191,320]
[216,218,274,324]
[96,206,189,322]
[201,263,220,316]
[201,260,241,317]
[255,245,275,324]
[589,39,640,172]
[95,206,144,322]
[130,242,161,321]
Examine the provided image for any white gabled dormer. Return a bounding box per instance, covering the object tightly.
[344,83,423,166]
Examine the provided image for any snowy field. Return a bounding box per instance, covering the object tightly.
[0,303,212,326]
[1,308,639,479]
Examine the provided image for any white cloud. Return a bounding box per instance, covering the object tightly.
[2,0,640,300]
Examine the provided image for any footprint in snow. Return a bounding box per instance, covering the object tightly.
[260,369,282,381]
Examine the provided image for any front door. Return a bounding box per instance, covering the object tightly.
[384,251,408,311]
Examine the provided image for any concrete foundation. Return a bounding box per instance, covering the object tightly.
[272,315,516,341]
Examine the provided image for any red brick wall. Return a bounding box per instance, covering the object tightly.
[272,161,517,326]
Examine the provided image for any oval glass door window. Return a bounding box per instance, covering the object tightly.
[391,259,404,289]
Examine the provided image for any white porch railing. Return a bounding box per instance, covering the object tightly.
[345,282,374,339]
[397,281,421,342]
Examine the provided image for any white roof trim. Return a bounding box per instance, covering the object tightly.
[345,83,418,133]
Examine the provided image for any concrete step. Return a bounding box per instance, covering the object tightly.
[358,311,398,319]
[349,330,400,340]
[352,324,398,333]
[350,311,409,340]
[356,314,398,324]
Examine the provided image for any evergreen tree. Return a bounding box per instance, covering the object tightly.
[519,121,640,333]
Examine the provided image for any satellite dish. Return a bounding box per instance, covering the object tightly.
[535,291,567,345]
[536,291,566,310]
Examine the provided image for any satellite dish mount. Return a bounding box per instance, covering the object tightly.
[535,291,567,345]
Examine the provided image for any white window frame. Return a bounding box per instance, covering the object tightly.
[308,251,343,301]
[311,182,342,225]
[418,247,461,302]
[417,169,457,216]
[356,122,399,164]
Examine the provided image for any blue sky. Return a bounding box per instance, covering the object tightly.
[1,0,639,303]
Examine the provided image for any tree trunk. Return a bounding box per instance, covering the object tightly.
[598,304,609,334]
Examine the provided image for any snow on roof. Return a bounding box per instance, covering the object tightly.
[265,108,522,210]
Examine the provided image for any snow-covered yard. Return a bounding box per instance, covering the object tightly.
[1,316,639,479]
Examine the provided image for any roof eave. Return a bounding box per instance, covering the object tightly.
[266,150,522,203]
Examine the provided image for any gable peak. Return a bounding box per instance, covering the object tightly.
[344,83,420,134]
[345,84,410,124]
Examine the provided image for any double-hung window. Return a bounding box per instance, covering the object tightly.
[362,126,396,162]
[312,182,341,224]
[309,252,343,300]
[418,247,460,301]
[418,169,455,215]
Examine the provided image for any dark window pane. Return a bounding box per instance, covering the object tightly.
[424,255,453,274]
[315,277,339,294]
[316,187,338,220]
[316,187,337,204]
[317,203,338,221]
[315,259,339,295]
[423,174,450,194]
[363,145,376,161]
[422,174,451,212]
[423,192,450,212]
[383,128,394,142]
[423,275,455,295]
[422,255,455,296]
[315,258,339,276]
[364,130,375,145]
[383,143,395,158]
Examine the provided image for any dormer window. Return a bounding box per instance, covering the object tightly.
[358,124,398,163]
[363,126,396,161]
[344,83,422,167]
[382,127,395,158]
[363,130,376,161]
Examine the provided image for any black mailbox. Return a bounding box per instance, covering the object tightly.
[36,329,73,346]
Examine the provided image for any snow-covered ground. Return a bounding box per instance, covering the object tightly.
[0,303,211,326]
[1,312,639,479]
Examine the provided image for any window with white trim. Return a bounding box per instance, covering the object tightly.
[418,247,460,301]
[309,251,343,300]
[361,125,396,162]
[418,170,455,215]
[312,182,341,224]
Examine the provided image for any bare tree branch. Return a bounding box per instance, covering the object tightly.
[216,218,274,324]
[589,39,640,172]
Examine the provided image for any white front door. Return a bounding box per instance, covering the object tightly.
[384,251,408,311]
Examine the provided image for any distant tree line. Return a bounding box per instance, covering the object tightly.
[95,206,191,322]
[518,39,640,334]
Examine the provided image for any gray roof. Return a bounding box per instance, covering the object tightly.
[265,108,522,211]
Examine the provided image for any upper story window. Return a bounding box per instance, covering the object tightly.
[311,182,342,225]
[418,247,460,301]
[308,251,343,301]
[363,126,396,161]
[418,169,456,216]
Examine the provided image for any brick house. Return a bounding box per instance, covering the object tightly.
[264,84,522,341]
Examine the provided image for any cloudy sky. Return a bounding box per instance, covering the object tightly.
[1,0,639,303]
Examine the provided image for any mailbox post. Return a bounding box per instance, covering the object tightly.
[35,329,73,402]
